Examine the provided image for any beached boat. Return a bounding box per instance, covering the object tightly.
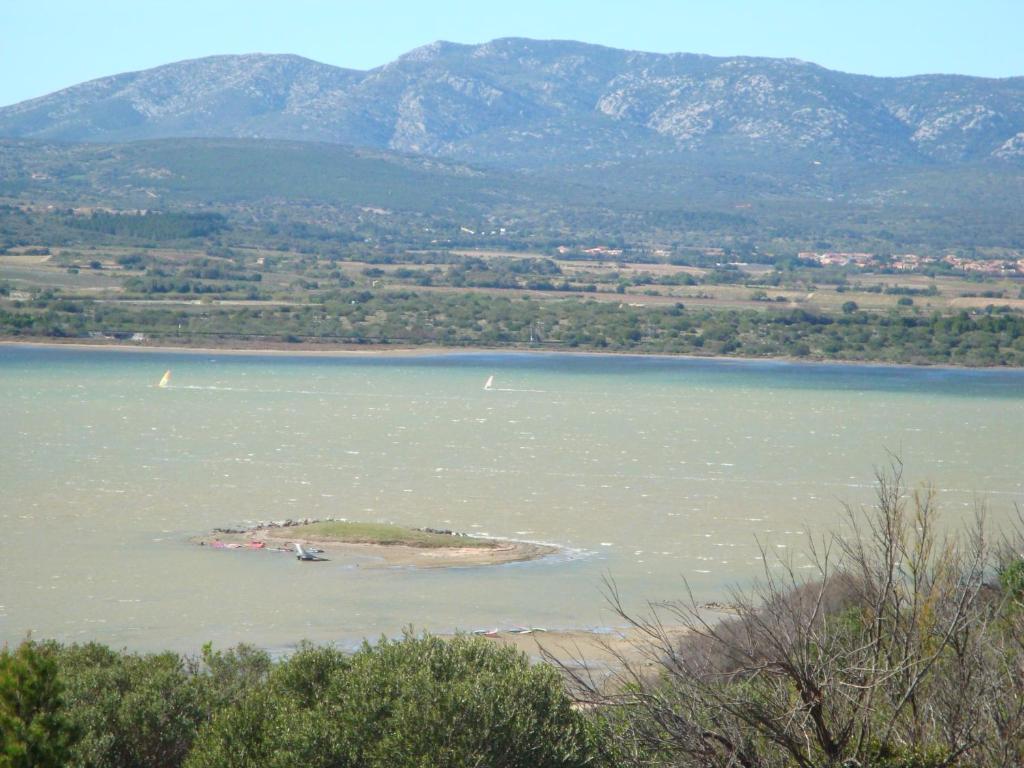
[294,542,327,562]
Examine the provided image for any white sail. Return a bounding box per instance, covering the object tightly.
[483,375,494,391]
[158,370,171,388]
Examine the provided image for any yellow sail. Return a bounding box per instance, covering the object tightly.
[158,370,171,388]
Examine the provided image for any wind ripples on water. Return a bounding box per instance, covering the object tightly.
[1,347,1023,651]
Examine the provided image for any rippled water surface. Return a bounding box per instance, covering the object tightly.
[2,345,1022,652]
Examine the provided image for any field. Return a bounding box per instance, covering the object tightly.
[3,242,1021,318]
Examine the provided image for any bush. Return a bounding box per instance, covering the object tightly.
[52,643,206,768]
[187,633,602,768]
[999,557,1024,602]
[0,641,77,768]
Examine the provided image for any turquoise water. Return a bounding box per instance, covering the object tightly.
[2,345,1022,652]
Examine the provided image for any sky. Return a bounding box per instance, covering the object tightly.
[2,0,1023,107]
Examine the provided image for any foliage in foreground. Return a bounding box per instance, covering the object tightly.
[572,463,1024,767]
[1,634,601,768]
[0,641,76,768]
[192,634,600,768]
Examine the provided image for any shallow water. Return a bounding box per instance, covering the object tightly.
[1,345,1022,652]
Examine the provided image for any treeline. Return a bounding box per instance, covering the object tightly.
[4,291,1024,365]
[120,278,265,297]
[65,212,228,241]
[4,469,1024,767]
[0,208,231,251]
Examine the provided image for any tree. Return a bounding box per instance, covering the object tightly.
[0,641,77,768]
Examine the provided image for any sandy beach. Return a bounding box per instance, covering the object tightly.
[444,624,695,672]
[190,525,559,569]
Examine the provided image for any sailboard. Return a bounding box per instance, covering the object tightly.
[158,370,171,388]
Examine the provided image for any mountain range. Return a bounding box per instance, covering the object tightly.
[2,38,1024,169]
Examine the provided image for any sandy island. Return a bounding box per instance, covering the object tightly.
[190,520,558,569]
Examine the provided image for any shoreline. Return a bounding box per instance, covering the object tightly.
[441,625,694,670]
[3,337,1023,373]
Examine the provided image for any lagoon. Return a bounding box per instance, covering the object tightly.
[1,344,1022,652]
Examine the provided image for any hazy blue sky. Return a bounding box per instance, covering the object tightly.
[2,0,1022,106]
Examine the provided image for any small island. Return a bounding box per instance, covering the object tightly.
[191,519,557,568]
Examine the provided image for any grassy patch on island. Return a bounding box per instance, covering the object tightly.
[282,521,498,549]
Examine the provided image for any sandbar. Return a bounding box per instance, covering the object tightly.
[191,522,558,569]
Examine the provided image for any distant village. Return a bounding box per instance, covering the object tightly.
[798,251,1024,276]
[553,242,1024,277]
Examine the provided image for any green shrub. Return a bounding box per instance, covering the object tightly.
[52,643,205,768]
[0,641,77,768]
[999,557,1024,602]
[187,633,602,768]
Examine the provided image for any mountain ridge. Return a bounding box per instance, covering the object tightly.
[2,38,1024,167]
